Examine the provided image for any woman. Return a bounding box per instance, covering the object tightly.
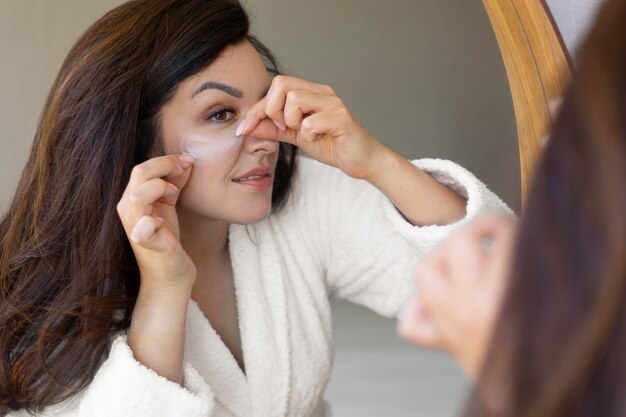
[0,0,508,416]
[400,0,626,415]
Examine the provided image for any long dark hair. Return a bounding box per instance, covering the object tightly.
[464,0,626,416]
[0,0,296,413]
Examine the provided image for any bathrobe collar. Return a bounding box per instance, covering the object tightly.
[184,223,291,417]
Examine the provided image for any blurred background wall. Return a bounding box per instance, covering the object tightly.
[0,1,525,416]
[547,0,606,55]
[0,0,520,213]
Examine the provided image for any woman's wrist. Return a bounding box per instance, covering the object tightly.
[127,281,193,385]
[362,142,403,186]
[139,273,196,296]
[363,143,467,226]
[132,282,193,330]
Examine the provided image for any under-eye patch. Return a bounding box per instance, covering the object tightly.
[180,122,245,166]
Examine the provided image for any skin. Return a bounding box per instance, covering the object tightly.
[398,214,518,379]
[398,96,564,379]
[117,40,468,384]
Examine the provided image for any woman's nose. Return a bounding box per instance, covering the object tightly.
[244,134,280,155]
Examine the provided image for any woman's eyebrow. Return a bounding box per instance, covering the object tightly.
[191,81,243,99]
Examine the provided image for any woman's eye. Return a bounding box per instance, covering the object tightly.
[207,108,236,123]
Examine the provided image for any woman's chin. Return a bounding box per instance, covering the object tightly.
[230,204,273,225]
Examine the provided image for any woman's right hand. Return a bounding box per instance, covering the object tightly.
[117,154,196,384]
[116,154,196,290]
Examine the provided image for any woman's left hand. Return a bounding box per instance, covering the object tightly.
[236,75,384,180]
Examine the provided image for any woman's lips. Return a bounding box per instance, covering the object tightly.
[232,174,273,190]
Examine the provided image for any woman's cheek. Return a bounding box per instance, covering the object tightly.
[177,166,227,212]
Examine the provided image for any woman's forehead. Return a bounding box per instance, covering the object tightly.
[182,41,270,99]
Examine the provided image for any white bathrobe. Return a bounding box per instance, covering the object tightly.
[8,157,510,417]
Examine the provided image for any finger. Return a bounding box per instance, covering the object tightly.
[265,76,335,125]
[119,186,158,230]
[299,119,322,144]
[127,155,193,189]
[123,180,172,227]
[129,178,178,207]
[130,215,163,245]
[246,118,298,145]
[299,112,343,143]
[164,160,194,192]
[263,94,287,131]
[239,97,269,136]
[238,100,289,136]
[269,75,336,97]
[283,91,305,130]
[129,215,180,254]
[118,155,193,231]
[239,76,336,136]
[283,90,337,129]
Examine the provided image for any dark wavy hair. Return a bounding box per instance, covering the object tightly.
[464,0,626,416]
[0,0,296,414]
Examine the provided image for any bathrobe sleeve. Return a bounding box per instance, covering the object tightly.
[294,157,512,318]
[6,335,215,417]
[74,335,214,417]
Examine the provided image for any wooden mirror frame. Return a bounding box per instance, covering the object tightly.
[482,0,573,204]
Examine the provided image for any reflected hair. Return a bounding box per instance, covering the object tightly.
[463,0,626,416]
[0,0,296,414]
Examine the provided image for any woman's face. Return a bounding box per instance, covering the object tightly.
[398,214,517,379]
[160,40,279,225]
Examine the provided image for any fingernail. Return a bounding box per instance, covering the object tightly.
[179,153,194,164]
[131,217,154,243]
[236,120,247,137]
[274,120,286,131]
